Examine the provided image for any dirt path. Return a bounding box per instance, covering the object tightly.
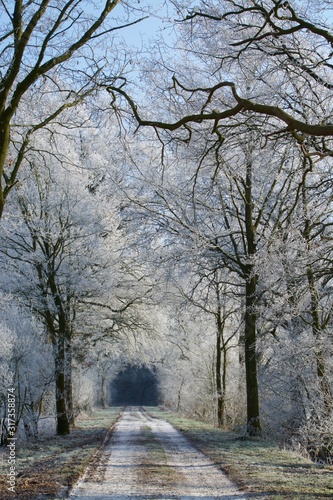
[69,407,248,499]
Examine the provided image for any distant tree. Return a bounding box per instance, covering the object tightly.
[156,306,218,421]
[184,271,241,428]
[120,117,310,434]
[0,110,157,434]
[0,297,53,444]
[0,125,116,434]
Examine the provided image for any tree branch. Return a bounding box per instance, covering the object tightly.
[107,82,333,138]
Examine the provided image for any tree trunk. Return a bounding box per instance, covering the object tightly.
[216,324,223,427]
[65,334,75,426]
[244,273,261,434]
[0,116,10,218]
[243,159,261,435]
[101,374,107,408]
[177,379,185,412]
[216,302,227,427]
[54,337,70,435]
[222,344,227,424]
[23,408,39,442]
[48,274,71,434]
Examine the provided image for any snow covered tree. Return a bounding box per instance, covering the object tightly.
[122,117,309,433]
[0,296,53,443]
[256,150,333,457]
[106,0,333,440]
[0,117,120,433]
[0,0,146,217]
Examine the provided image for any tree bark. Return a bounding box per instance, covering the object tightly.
[65,333,75,426]
[243,159,261,434]
[216,318,224,427]
[54,337,70,435]
[244,273,261,434]
[215,296,227,428]
[0,116,11,218]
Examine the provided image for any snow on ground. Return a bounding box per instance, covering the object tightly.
[69,407,248,499]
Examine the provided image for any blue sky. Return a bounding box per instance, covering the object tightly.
[113,1,174,49]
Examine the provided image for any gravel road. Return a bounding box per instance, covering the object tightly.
[69,407,248,499]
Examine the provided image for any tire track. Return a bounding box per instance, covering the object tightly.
[69,406,248,499]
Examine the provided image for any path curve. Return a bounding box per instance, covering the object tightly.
[70,407,248,499]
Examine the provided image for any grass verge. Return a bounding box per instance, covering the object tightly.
[146,406,333,500]
[139,424,181,483]
[0,407,122,500]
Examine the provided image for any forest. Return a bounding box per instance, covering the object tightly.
[0,0,333,468]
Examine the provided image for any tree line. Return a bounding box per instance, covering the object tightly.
[0,0,332,463]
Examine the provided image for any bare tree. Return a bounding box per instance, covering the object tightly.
[0,111,158,434]
[108,1,333,154]
[0,0,144,218]
[0,299,53,444]
[121,115,310,434]
[178,269,241,428]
